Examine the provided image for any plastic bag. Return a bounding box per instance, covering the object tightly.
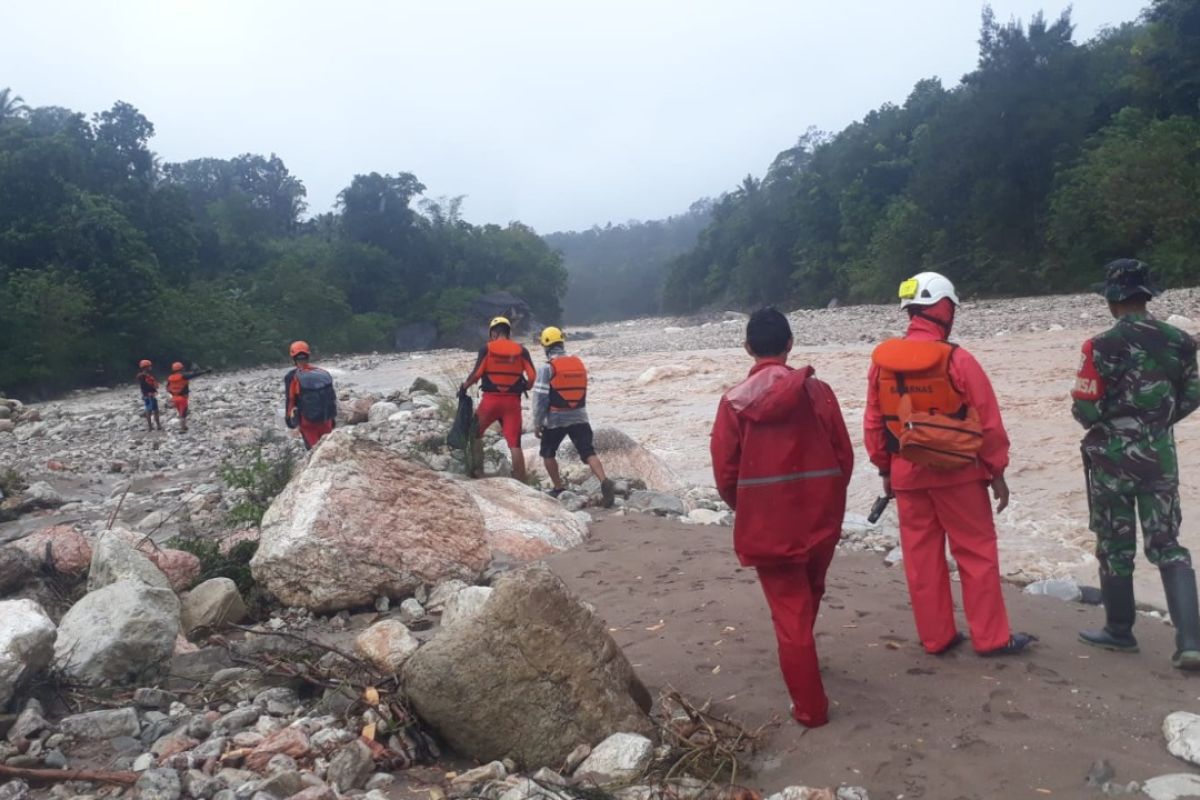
[447,390,477,451]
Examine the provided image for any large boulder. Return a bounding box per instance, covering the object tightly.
[544,428,683,493]
[181,578,247,633]
[0,599,56,707]
[251,434,491,612]
[11,526,92,576]
[403,564,653,769]
[87,530,171,592]
[53,580,180,685]
[462,479,589,561]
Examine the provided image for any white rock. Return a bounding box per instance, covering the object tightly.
[682,508,729,526]
[1023,578,1082,603]
[1167,314,1195,331]
[367,402,401,424]
[354,620,421,672]
[59,707,141,739]
[1143,773,1200,800]
[88,530,171,592]
[1164,711,1200,766]
[181,578,247,633]
[427,579,470,612]
[575,732,654,785]
[23,481,64,509]
[462,478,589,561]
[441,586,493,629]
[54,580,180,685]
[399,598,425,624]
[0,599,57,707]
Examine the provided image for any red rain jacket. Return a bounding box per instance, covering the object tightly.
[711,360,854,567]
[864,306,1010,491]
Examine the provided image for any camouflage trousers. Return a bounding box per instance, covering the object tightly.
[1088,467,1191,578]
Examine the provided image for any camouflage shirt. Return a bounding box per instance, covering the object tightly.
[1071,313,1200,489]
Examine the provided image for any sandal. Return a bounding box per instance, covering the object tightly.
[979,632,1038,656]
[547,488,566,498]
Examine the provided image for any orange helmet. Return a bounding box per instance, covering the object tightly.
[139,359,152,369]
[289,340,310,358]
[171,362,184,372]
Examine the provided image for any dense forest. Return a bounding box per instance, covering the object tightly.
[662,0,1200,312]
[0,96,565,396]
[544,202,711,324]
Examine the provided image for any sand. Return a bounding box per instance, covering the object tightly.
[546,513,1198,798]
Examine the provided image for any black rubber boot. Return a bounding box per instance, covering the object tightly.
[1160,564,1200,671]
[1078,573,1139,652]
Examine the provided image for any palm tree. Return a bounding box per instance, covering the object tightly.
[0,87,28,123]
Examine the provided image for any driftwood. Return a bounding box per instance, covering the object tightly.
[0,763,138,785]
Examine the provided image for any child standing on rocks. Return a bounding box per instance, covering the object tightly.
[710,308,854,727]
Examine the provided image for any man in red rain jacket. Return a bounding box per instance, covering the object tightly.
[864,272,1034,657]
[710,307,854,728]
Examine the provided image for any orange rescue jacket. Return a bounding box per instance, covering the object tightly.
[548,355,587,411]
[167,373,189,397]
[471,339,535,394]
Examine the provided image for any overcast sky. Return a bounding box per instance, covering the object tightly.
[3,1,1147,233]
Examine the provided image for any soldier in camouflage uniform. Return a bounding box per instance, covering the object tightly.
[1071,259,1200,670]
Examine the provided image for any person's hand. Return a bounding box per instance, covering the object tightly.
[991,474,1010,513]
[534,426,544,439]
[881,474,893,498]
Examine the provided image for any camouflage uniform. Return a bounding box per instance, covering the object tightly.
[1072,307,1200,579]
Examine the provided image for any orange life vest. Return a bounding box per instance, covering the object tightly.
[167,373,189,397]
[548,355,587,411]
[872,338,982,469]
[480,339,528,394]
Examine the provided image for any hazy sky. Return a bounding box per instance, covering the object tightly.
[3,1,1147,233]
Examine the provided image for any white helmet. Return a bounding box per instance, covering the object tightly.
[898,272,959,309]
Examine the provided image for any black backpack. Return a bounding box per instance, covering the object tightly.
[295,368,338,423]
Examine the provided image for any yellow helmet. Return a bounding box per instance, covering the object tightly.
[540,326,565,347]
[489,316,511,331]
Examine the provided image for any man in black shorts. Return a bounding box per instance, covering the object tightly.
[532,327,615,508]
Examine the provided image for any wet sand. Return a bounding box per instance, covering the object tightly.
[546,514,1200,798]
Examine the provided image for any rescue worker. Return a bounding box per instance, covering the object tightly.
[864,272,1034,656]
[710,308,853,727]
[165,362,212,433]
[460,317,537,481]
[137,359,162,432]
[1072,259,1200,670]
[284,341,338,450]
[531,327,615,508]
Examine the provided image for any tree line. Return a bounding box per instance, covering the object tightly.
[661,0,1200,313]
[0,93,566,398]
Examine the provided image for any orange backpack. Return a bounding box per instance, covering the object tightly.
[872,338,983,470]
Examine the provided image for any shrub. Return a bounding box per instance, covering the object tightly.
[219,434,295,526]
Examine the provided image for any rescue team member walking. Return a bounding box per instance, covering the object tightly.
[460,317,537,482]
[165,362,212,433]
[284,341,338,451]
[710,308,853,728]
[137,359,162,432]
[1073,259,1200,669]
[531,327,616,508]
[864,272,1034,656]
